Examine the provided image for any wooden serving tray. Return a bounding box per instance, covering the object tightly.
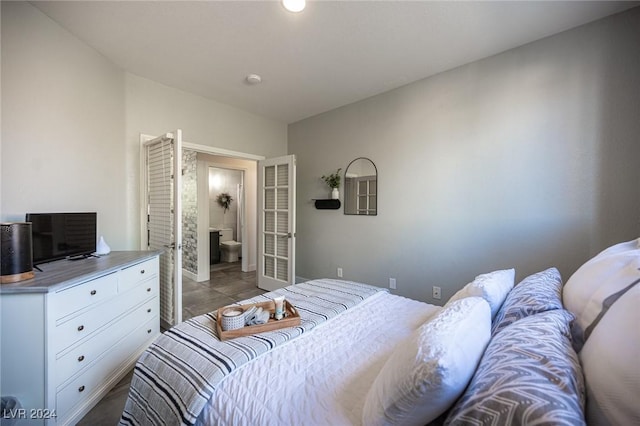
[216,300,300,341]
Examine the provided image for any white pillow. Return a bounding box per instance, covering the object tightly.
[362,297,491,426]
[597,237,640,256]
[446,268,515,319]
[562,238,640,425]
[580,284,640,425]
[563,238,640,340]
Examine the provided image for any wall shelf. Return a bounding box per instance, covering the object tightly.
[314,199,341,210]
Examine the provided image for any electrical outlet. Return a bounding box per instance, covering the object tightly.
[337,267,343,278]
[432,286,441,300]
[389,278,397,289]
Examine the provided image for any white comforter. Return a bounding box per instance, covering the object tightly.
[197,291,441,425]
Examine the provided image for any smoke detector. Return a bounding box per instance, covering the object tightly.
[245,74,262,85]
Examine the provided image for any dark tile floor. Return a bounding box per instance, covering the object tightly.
[77,261,261,425]
[182,262,264,321]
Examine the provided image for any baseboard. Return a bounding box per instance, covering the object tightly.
[183,269,197,281]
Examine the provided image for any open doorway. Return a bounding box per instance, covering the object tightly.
[179,145,264,321]
[181,151,259,281]
[207,166,244,268]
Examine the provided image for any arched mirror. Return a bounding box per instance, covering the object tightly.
[344,157,377,216]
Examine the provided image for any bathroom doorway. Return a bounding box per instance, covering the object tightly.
[192,152,258,283]
[181,149,261,321]
[208,166,244,267]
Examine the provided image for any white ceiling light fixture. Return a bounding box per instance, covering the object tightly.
[282,0,305,13]
[246,74,262,85]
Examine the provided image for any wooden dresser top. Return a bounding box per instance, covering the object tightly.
[0,251,162,294]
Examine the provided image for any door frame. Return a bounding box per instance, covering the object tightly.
[203,163,249,276]
[186,142,264,282]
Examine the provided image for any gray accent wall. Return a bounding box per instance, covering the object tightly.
[288,7,640,303]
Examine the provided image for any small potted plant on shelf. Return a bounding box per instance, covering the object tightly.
[321,168,342,199]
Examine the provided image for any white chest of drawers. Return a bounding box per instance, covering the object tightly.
[0,251,161,425]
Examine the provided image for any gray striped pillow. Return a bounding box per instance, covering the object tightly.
[490,267,563,336]
[444,309,586,425]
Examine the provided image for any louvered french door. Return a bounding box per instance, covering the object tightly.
[257,155,296,291]
[143,131,183,327]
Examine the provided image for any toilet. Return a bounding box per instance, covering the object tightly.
[219,228,242,263]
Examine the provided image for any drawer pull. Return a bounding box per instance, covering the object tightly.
[147,288,151,292]
[77,325,84,331]
[147,329,152,334]
[147,308,152,313]
[90,290,97,295]
[78,355,85,362]
[78,385,85,392]
[140,269,145,274]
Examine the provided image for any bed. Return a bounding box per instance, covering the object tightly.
[120,238,639,426]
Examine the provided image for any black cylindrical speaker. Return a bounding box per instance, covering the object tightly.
[1,222,35,284]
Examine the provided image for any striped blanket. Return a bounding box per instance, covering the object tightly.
[120,279,386,426]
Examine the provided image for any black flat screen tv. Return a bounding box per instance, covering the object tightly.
[26,212,97,264]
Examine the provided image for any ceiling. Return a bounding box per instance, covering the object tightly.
[32,1,638,124]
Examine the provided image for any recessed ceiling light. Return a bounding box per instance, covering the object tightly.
[282,0,305,13]
[246,74,262,85]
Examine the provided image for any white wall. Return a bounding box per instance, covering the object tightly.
[209,167,242,235]
[1,1,126,246]
[288,7,640,303]
[1,1,288,251]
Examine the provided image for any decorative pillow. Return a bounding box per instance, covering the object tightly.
[362,297,491,426]
[444,309,586,426]
[563,238,640,351]
[580,283,640,425]
[562,238,640,425]
[491,267,563,336]
[446,269,515,319]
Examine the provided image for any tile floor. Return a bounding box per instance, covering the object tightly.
[182,261,265,321]
[77,261,261,425]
